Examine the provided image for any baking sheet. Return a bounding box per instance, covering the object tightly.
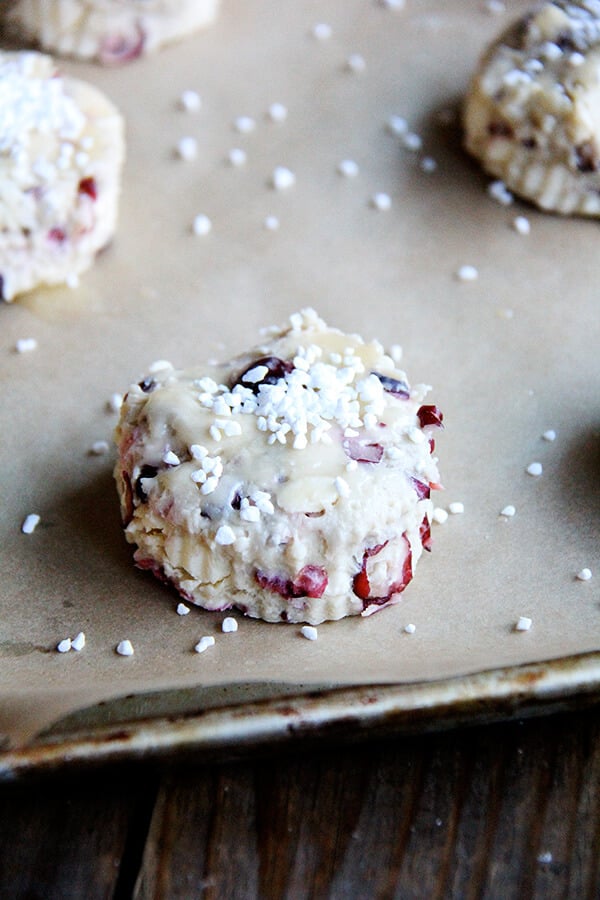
[1,0,599,753]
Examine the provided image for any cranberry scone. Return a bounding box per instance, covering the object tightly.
[0,50,124,302]
[464,0,600,216]
[7,0,220,65]
[114,310,443,625]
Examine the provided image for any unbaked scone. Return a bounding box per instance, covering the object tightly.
[464,0,600,216]
[7,0,220,65]
[0,50,124,302]
[114,310,443,625]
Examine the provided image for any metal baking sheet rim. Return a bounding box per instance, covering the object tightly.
[1,650,600,779]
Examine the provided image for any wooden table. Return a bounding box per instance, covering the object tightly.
[1,703,599,899]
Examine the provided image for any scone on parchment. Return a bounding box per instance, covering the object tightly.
[6,0,220,65]
[464,0,600,216]
[0,50,124,301]
[114,310,443,625]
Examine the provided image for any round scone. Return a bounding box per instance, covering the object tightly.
[0,50,124,302]
[114,310,443,625]
[464,0,600,216]
[7,0,220,65]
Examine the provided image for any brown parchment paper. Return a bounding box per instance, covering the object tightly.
[1,0,599,749]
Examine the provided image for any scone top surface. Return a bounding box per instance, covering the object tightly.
[114,310,443,625]
[0,50,124,301]
[463,0,600,215]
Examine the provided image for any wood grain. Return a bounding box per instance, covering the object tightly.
[1,707,599,900]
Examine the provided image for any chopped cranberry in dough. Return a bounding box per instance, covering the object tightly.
[114,310,443,624]
[0,50,124,301]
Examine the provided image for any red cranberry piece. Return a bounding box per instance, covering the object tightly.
[410,477,431,500]
[371,372,410,399]
[256,564,328,599]
[48,227,66,243]
[293,565,328,598]
[78,177,98,200]
[99,25,145,65]
[417,405,444,429]
[232,356,295,393]
[420,516,432,552]
[352,542,388,600]
[343,437,384,464]
[353,536,412,607]
[135,464,158,502]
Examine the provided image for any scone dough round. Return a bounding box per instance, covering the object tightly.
[0,50,124,301]
[7,0,220,65]
[464,0,600,216]
[114,310,443,625]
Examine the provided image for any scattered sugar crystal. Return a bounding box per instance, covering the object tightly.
[537,852,553,864]
[569,52,585,66]
[57,638,72,653]
[334,476,351,497]
[311,22,332,40]
[116,639,134,656]
[71,632,85,652]
[194,635,216,653]
[338,159,360,177]
[526,462,543,476]
[240,504,261,522]
[192,213,212,236]
[234,115,256,133]
[513,215,531,235]
[228,147,247,167]
[387,115,408,135]
[222,617,238,633]
[402,132,422,151]
[177,136,198,160]
[148,359,173,374]
[16,337,37,353]
[90,440,110,456]
[371,192,392,211]
[163,450,180,466]
[66,273,79,289]
[448,501,464,515]
[268,102,288,123]
[21,513,40,534]
[488,179,513,205]
[264,215,280,231]
[542,430,556,442]
[190,444,208,459]
[483,0,506,13]
[404,623,416,634]
[346,53,366,73]
[215,524,236,545]
[432,507,448,524]
[271,166,296,190]
[177,602,190,615]
[107,392,123,413]
[180,89,201,111]
[500,505,516,517]
[301,625,318,641]
[577,568,592,581]
[420,156,437,173]
[456,264,478,281]
[380,0,406,8]
[515,616,532,632]
[389,344,403,363]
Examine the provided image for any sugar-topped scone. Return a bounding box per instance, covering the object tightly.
[464,0,600,216]
[7,0,220,65]
[0,50,124,302]
[114,310,443,625]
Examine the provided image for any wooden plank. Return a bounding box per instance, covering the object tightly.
[0,766,157,900]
